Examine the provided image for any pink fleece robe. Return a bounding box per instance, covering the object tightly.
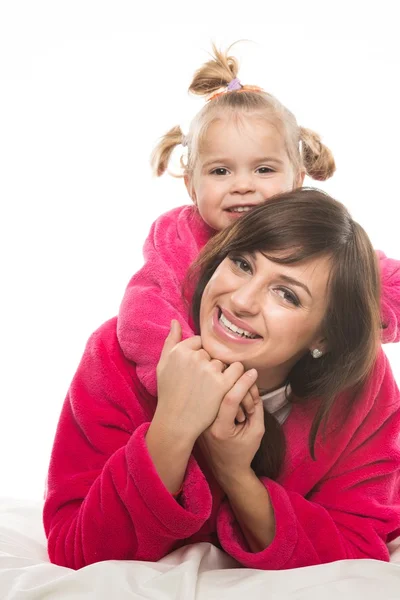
[117,205,400,397]
[43,317,400,570]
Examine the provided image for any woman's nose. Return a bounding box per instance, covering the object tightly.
[230,281,260,315]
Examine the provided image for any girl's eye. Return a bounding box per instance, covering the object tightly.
[275,287,300,306]
[257,166,274,174]
[230,256,252,274]
[211,168,229,176]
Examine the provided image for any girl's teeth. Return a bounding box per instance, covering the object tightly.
[230,206,252,213]
[219,312,257,339]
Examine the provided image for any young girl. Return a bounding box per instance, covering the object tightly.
[117,45,400,399]
[116,46,333,397]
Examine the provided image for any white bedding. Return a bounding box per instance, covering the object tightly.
[1,498,400,600]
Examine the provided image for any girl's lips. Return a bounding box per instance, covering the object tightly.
[212,308,262,345]
[225,211,247,220]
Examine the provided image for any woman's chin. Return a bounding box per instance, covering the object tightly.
[201,336,245,366]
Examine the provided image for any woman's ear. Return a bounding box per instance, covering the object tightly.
[184,174,197,206]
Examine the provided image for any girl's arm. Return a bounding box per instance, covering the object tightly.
[117,205,213,396]
[377,250,400,343]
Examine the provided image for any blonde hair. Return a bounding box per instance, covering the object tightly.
[151,45,336,182]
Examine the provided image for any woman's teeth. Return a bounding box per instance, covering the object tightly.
[219,312,258,339]
[229,206,252,213]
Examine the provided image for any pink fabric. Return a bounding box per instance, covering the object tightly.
[117,206,400,396]
[377,250,400,343]
[43,317,400,570]
[117,205,214,396]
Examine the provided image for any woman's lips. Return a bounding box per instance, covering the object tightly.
[212,307,262,345]
[220,307,260,336]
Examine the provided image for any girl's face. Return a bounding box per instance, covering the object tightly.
[186,114,303,232]
[199,251,330,391]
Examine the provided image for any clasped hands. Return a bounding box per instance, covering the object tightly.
[155,320,265,485]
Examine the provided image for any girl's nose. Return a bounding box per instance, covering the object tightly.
[230,173,256,195]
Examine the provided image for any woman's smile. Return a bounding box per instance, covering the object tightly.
[212,307,263,345]
[200,252,331,390]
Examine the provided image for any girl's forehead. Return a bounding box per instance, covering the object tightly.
[200,114,286,154]
[207,112,282,136]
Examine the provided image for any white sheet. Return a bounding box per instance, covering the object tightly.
[1,497,400,600]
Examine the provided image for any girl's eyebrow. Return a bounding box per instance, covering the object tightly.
[202,156,285,168]
[202,158,231,168]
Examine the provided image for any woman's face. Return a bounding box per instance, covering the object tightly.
[199,251,331,391]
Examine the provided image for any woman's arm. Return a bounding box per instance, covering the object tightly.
[218,469,275,553]
[146,417,194,495]
[217,353,400,569]
[43,318,212,569]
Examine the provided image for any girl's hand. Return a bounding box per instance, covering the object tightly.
[155,320,246,444]
[198,370,265,486]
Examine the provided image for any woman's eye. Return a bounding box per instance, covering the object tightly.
[231,257,252,273]
[257,166,274,174]
[275,287,300,306]
[211,168,229,176]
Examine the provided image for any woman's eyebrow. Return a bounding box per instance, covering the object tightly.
[279,274,312,298]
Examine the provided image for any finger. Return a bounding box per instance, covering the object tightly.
[197,348,211,361]
[222,361,245,389]
[249,383,261,405]
[210,359,226,372]
[241,391,256,416]
[248,397,266,434]
[159,320,182,361]
[235,406,246,423]
[217,369,258,425]
[236,381,260,421]
[179,335,203,351]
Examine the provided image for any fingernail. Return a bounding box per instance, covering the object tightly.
[247,369,258,378]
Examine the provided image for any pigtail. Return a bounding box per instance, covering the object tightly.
[150,125,186,177]
[189,44,239,97]
[300,126,336,181]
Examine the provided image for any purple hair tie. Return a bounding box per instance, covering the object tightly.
[227,78,242,92]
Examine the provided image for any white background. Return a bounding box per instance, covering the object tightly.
[1,1,399,500]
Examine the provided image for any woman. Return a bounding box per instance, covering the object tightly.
[43,189,400,570]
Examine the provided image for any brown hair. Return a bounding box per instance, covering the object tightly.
[151,44,335,182]
[189,188,381,479]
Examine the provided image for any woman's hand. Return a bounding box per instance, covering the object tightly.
[235,382,260,423]
[154,320,247,444]
[198,370,265,487]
